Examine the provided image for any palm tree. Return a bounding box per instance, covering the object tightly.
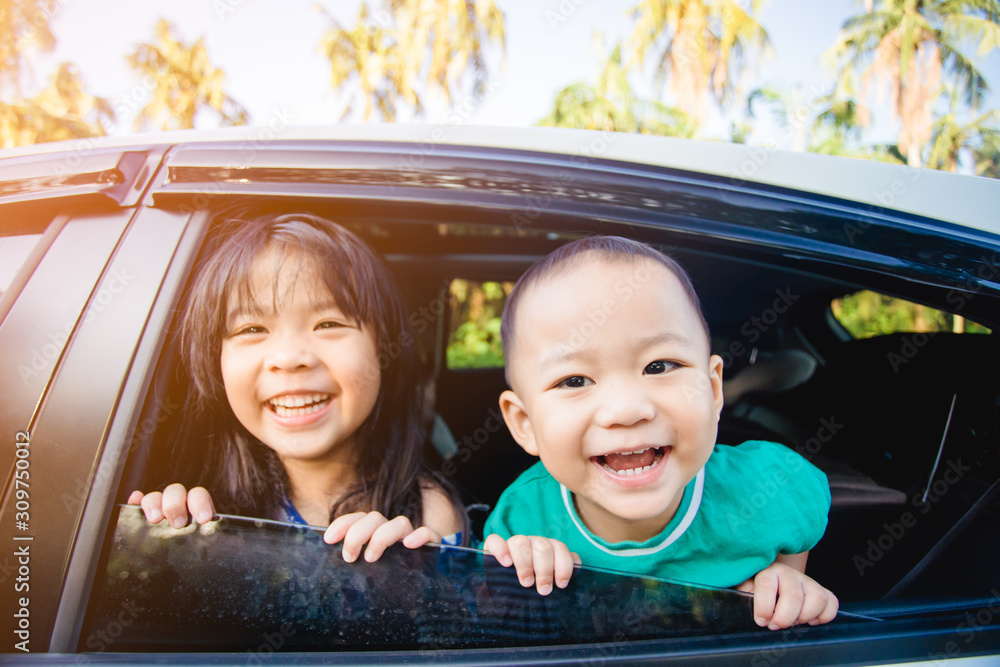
[745,85,815,151]
[320,4,404,122]
[926,86,999,172]
[0,62,114,148]
[0,2,118,147]
[824,0,1000,168]
[627,0,771,120]
[319,0,505,123]
[127,19,248,131]
[539,38,697,137]
[0,0,60,96]
[974,129,1000,177]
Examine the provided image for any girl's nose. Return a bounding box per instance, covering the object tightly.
[594,379,656,428]
[265,332,319,371]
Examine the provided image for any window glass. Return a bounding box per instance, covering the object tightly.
[446,279,512,369]
[82,505,802,653]
[831,290,990,339]
[0,233,43,297]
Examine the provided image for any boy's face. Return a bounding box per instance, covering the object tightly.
[500,256,724,543]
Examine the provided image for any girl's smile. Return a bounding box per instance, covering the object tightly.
[266,392,333,424]
[220,247,381,468]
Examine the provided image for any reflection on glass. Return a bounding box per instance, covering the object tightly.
[83,506,776,652]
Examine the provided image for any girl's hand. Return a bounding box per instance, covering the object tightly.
[324,511,442,563]
[482,533,579,596]
[127,483,216,528]
[736,562,839,629]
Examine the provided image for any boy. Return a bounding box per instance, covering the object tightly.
[483,235,838,630]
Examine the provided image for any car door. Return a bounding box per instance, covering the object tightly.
[0,144,191,653]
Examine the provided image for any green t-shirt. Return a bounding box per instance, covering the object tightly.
[484,440,831,588]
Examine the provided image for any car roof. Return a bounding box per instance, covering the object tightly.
[2,124,998,235]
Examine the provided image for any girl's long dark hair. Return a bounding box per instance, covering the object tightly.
[175,212,463,535]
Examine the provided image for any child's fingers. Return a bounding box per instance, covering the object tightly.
[323,511,367,546]
[138,491,165,523]
[401,526,443,549]
[803,585,839,626]
[127,490,144,505]
[551,540,576,590]
[817,590,839,624]
[767,577,806,630]
[362,515,416,562]
[340,511,393,563]
[505,535,540,591]
[482,533,513,567]
[187,486,216,524]
[160,483,191,529]
[526,537,557,595]
[751,567,781,628]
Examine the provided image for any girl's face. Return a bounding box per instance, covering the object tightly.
[220,247,381,470]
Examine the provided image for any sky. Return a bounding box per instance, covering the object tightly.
[30,0,1000,153]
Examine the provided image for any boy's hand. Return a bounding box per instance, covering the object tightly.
[324,511,445,563]
[736,562,838,630]
[482,533,579,596]
[128,484,216,528]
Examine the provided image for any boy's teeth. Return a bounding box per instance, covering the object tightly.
[599,447,664,475]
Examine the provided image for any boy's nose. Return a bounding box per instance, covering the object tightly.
[594,380,656,428]
[265,333,319,371]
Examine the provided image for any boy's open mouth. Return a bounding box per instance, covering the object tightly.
[593,446,667,476]
[267,393,331,417]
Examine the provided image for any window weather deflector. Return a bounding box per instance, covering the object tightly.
[0,149,157,206]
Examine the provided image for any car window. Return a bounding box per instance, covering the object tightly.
[831,290,991,339]
[82,505,795,652]
[446,279,511,370]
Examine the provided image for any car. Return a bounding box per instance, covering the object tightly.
[1,124,999,665]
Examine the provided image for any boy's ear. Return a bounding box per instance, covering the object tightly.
[709,354,725,421]
[498,389,538,456]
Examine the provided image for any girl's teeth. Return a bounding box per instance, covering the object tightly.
[269,393,329,413]
[273,402,325,417]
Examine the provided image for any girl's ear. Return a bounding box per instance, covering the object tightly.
[709,354,725,421]
[498,390,538,456]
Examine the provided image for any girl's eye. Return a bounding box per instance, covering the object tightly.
[316,320,346,330]
[232,325,267,337]
[556,375,593,389]
[644,360,677,375]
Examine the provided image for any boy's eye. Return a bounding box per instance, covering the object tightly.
[644,360,677,375]
[316,320,347,330]
[556,375,593,389]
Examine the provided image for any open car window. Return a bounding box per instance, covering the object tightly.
[81,505,878,653]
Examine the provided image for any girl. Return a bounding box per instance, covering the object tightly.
[130,211,465,560]
[130,212,573,590]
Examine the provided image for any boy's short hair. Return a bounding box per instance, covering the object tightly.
[500,236,710,385]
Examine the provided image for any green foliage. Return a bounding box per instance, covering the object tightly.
[447,317,504,369]
[128,19,248,131]
[831,290,990,338]
[537,39,697,137]
[319,0,505,122]
[446,279,509,369]
[0,62,115,147]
